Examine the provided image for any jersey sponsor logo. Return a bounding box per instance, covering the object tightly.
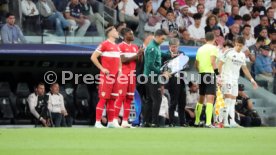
[101,92,106,97]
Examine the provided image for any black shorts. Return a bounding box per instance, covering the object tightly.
[198,73,216,96]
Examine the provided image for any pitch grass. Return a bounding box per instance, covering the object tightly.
[0,127,276,155]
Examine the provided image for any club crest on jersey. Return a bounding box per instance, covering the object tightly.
[119,89,122,94]
[151,48,154,52]
[101,92,106,97]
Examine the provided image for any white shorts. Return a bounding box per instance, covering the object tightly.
[221,83,238,97]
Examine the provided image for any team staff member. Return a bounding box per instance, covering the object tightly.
[143,29,170,127]
[194,32,218,128]
[113,27,144,128]
[91,26,122,128]
[162,38,188,127]
[27,82,49,127]
[47,83,67,127]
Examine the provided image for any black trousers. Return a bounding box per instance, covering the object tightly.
[51,112,63,127]
[143,79,162,125]
[167,77,186,125]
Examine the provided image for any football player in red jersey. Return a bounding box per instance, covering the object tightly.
[91,26,122,128]
[113,28,144,128]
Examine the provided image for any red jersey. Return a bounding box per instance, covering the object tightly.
[95,40,121,75]
[118,42,139,74]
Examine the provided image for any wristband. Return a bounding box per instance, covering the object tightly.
[250,78,255,83]
[214,69,219,75]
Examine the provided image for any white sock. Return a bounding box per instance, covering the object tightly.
[223,98,231,125]
[229,99,236,125]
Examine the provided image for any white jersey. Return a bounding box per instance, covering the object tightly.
[221,48,246,84]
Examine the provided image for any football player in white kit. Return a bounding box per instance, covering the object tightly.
[218,36,258,128]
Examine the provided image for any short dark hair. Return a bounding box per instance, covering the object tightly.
[223,40,234,48]
[197,4,204,9]
[234,15,242,20]
[234,36,245,45]
[205,32,214,41]
[121,27,132,38]
[256,36,265,42]
[188,81,195,88]
[242,24,251,31]
[36,82,45,88]
[242,14,251,21]
[267,7,274,13]
[166,10,174,15]
[252,6,260,13]
[6,12,14,18]
[154,29,166,37]
[193,13,202,20]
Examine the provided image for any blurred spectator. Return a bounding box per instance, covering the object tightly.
[242,14,254,34]
[249,36,265,56]
[250,6,261,29]
[187,13,205,45]
[21,0,40,35]
[226,5,239,26]
[118,0,139,29]
[213,0,224,14]
[1,13,27,44]
[176,5,193,32]
[258,27,271,45]
[233,15,243,27]
[213,25,224,48]
[269,29,276,43]
[115,22,126,43]
[204,14,222,36]
[138,0,161,39]
[179,28,195,46]
[218,12,229,37]
[157,0,173,19]
[52,0,69,12]
[253,0,266,15]
[161,10,178,38]
[196,4,207,27]
[173,1,181,18]
[242,24,256,47]
[64,0,91,37]
[79,0,108,37]
[185,81,199,126]
[185,0,196,15]
[254,15,269,38]
[104,0,120,9]
[37,0,72,36]
[235,84,262,127]
[239,0,253,17]
[225,23,240,41]
[27,83,50,127]
[47,83,68,127]
[266,7,276,27]
[225,0,239,14]
[255,45,274,92]
[269,40,276,61]
[272,0,276,18]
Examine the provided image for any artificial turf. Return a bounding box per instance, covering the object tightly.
[0,127,275,155]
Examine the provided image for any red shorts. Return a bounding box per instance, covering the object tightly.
[116,71,136,99]
[98,73,120,99]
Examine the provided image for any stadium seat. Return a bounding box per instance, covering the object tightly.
[60,84,75,127]
[14,82,32,124]
[75,84,91,124]
[0,82,14,124]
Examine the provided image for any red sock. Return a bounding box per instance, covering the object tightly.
[107,99,115,122]
[114,96,125,119]
[123,98,132,121]
[96,98,106,121]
